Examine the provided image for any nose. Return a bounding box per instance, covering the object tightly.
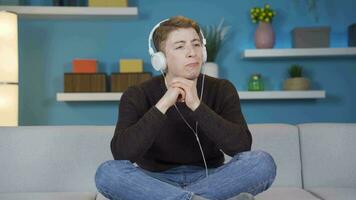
[186,45,197,58]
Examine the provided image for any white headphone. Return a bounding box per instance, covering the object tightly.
[148,18,207,72]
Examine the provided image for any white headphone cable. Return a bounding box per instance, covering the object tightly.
[160,66,209,178]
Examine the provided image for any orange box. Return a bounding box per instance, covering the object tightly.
[72,59,97,73]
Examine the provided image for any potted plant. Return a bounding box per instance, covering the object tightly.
[250,4,276,48]
[201,19,230,78]
[293,0,319,22]
[291,0,330,48]
[283,65,310,90]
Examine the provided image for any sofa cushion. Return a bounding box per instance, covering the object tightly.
[96,193,109,200]
[248,124,302,188]
[0,126,114,193]
[298,123,356,188]
[255,187,321,200]
[96,188,322,200]
[306,187,356,200]
[0,192,96,200]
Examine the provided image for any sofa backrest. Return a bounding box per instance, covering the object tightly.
[298,123,356,188]
[249,124,302,188]
[0,126,114,193]
[0,124,302,192]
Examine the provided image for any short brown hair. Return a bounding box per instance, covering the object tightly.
[152,16,203,53]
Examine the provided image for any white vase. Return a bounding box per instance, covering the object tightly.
[202,62,219,78]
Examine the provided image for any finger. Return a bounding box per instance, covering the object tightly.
[177,87,186,99]
[176,88,186,102]
[171,82,189,92]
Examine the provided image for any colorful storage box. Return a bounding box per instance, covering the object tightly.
[64,73,107,92]
[111,72,151,92]
[72,59,97,73]
[88,0,128,7]
[119,59,143,73]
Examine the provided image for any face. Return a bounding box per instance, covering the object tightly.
[163,28,203,80]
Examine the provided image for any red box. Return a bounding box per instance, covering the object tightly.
[72,59,97,73]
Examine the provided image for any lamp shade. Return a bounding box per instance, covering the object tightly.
[0,11,18,126]
[0,85,18,126]
[0,11,18,83]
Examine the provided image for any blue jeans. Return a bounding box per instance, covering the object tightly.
[95,150,277,200]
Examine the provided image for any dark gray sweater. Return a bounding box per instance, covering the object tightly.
[111,73,252,172]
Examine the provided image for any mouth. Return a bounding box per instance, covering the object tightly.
[185,62,199,68]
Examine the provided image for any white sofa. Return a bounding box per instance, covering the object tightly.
[0,123,355,200]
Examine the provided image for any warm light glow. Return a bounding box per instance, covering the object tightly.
[0,11,18,126]
[0,85,18,126]
[0,11,18,83]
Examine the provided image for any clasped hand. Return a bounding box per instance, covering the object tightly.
[168,77,200,111]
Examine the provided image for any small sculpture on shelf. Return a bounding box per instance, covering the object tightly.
[283,64,310,90]
[248,73,264,91]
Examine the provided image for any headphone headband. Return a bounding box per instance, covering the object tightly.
[148,18,207,72]
[148,19,169,56]
[148,18,206,56]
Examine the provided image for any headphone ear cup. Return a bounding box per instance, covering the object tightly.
[202,45,207,63]
[151,52,167,71]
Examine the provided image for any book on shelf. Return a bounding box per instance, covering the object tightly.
[64,73,107,92]
[111,72,152,92]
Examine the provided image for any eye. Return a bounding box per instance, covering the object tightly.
[175,46,183,49]
[194,43,201,47]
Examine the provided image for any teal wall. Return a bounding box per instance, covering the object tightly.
[1,0,355,125]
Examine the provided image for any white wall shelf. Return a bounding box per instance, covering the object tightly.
[242,48,356,59]
[238,90,325,100]
[57,92,123,101]
[0,6,138,19]
[57,90,325,102]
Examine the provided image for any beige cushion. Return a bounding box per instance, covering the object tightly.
[307,187,356,200]
[0,126,114,192]
[255,187,321,200]
[0,192,96,200]
[96,193,109,200]
[97,188,322,200]
[249,124,302,187]
[298,123,356,188]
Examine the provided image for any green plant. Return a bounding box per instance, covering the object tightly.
[250,4,276,23]
[201,19,230,62]
[306,0,319,22]
[289,65,303,78]
[293,0,319,22]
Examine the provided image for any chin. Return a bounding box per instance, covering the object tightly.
[185,67,201,79]
[185,72,200,80]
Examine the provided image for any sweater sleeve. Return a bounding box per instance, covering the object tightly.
[111,86,167,162]
[189,80,252,156]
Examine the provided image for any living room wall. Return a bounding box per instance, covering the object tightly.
[2,0,355,125]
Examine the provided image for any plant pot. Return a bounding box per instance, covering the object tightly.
[292,26,330,48]
[202,62,219,78]
[283,77,310,90]
[254,22,275,49]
